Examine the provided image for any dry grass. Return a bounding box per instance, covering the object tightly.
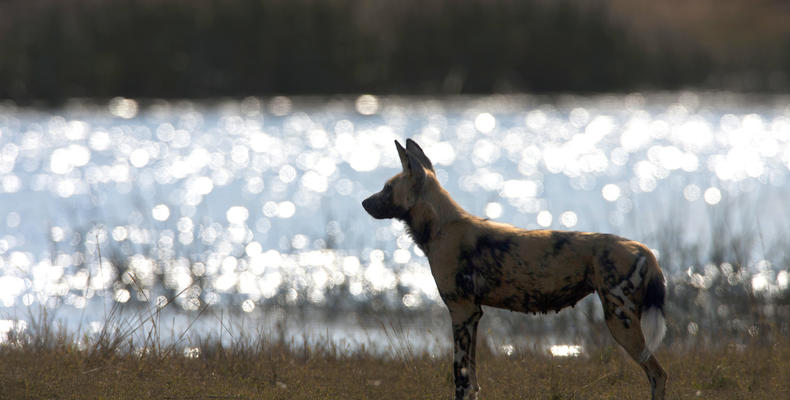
[1,319,788,400]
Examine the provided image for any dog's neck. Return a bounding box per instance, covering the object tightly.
[401,184,468,254]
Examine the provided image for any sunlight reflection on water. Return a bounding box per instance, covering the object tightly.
[0,93,789,319]
[0,319,26,343]
[550,344,582,357]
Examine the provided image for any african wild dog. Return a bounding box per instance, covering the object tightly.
[362,139,667,400]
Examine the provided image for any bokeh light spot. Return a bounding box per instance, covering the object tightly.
[537,210,552,227]
[109,97,138,119]
[355,95,380,115]
[226,206,249,224]
[601,184,621,202]
[241,299,255,312]
[703,187,722,205]
[484,202,503,219]
[152,204,170,221]
[560,211,578,228]
[474,113,496,134]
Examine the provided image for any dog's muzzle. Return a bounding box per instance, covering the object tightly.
[362,195,388,219]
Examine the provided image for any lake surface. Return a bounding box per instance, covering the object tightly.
[1,93,789,353]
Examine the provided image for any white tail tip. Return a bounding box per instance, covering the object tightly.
[641,306,666,358]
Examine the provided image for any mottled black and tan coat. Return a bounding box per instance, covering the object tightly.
[363,140,667,400]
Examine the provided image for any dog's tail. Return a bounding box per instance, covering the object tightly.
[640,263,666,356]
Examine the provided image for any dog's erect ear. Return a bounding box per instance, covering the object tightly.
[395,140,409,171]
[405,139,434,172]
[394,140,426,186]
[408,152,427,188]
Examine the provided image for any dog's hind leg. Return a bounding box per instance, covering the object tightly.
[601,308,667,400]
[450,303,483,400]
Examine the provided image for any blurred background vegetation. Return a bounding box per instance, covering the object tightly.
[1,0,790,104]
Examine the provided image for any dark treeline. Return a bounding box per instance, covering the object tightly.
[0,0,788,103]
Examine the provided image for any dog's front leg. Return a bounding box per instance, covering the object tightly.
[450,303,483,400]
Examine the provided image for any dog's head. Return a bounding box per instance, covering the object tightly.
[362,139,435,220]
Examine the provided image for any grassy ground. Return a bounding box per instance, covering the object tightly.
[1,327,788,400]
